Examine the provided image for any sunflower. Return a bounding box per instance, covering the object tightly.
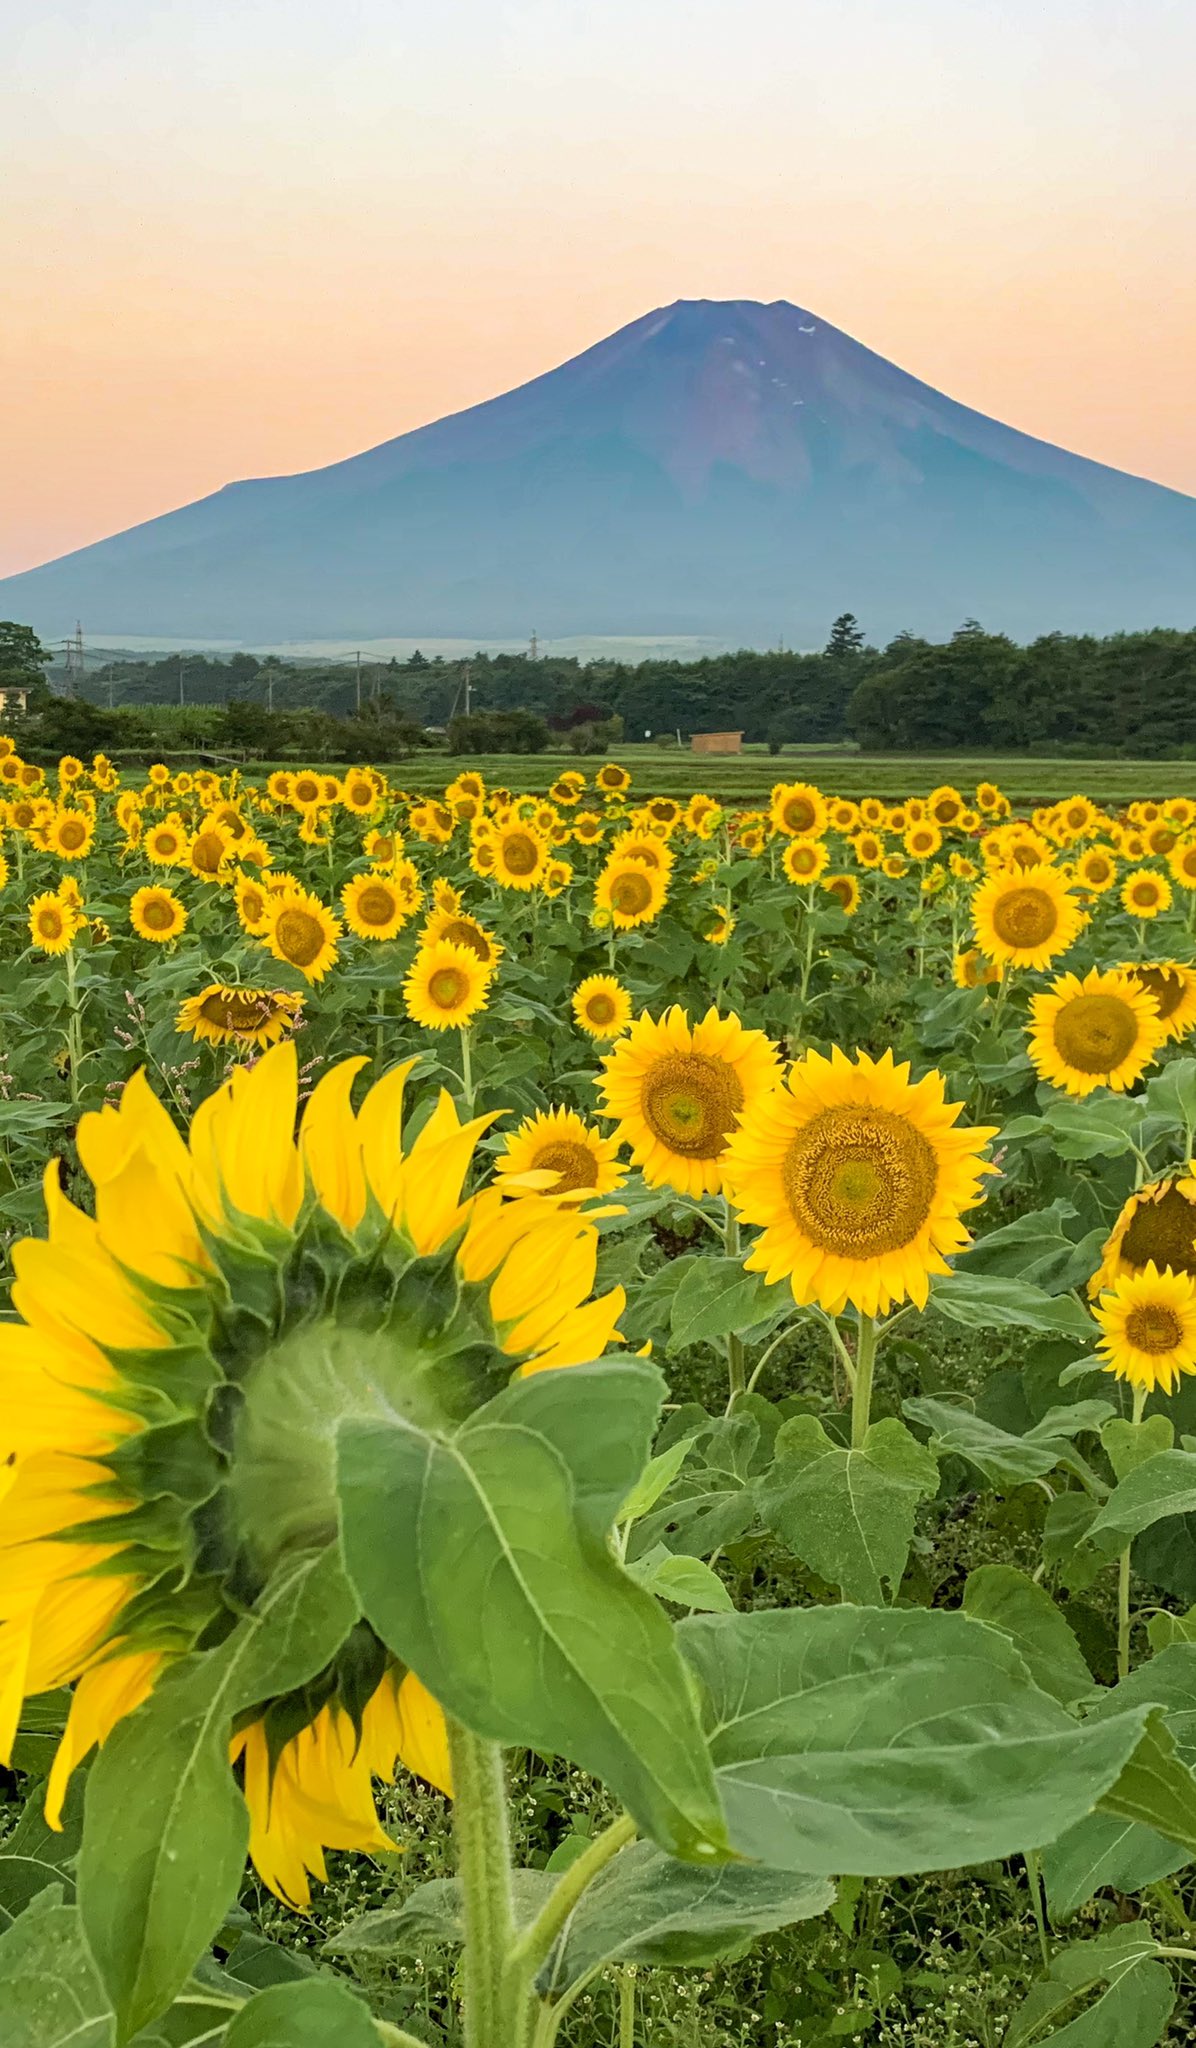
[782,838,829,885]
[0,1044,625,1905]
[971,863,1082,971]
[976,781,1005,815]
[829,799,859,834]
[610,831,673,874]
[234,869,272,936]
[725,1046,998,1318]
[289,770,324,810]
[489,822,549,891]
[404,939,493,1031]
[704,904,735,945]
[881,853,908,880]
[851,831,885,870]
[596,762,631,796]
[1077,847,1118,893]
[267,770,294,804]
[948,853,978,881]
[416,913,498,978]
[1027,968,1164,1098]
[902,822,942,861]
[927,785,965,830]
[572,974,633,1041]
[594,859,668,931]
[770,782,828,839]
[28,891,81,955]
[342,871,410,942]
[129,886,187,943]
[147,762,171,787]
[858,798,887,830]
[572,811,605,846]
[496,1106,624,1202]
[821,873,861,916]
[341,770,380,816]
[952,948,1002,989]
[48,808,95,860]
[1168,839,1196,892]
[364,828,403,866]
[144,814,189,868]
[599,1006,781,1198]
[1089,1175,1196,1295]
[1121,869,1172,919]
[1121,960,1196,1044]
[1093,1265,1196,1395]
[262,887,341,983]
[176,983,303,1049]
[543,858,573,899]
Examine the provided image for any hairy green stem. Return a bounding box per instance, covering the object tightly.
[1024,1850,1050,1969]
[852,1311,878,1449]
[618,1966,637,2046]
[1118,1385,1149,1679]
[723,1205,746,1404]
[508,1814,637,1988]
[459,1023,475,1113]
[445,1719,525,2048]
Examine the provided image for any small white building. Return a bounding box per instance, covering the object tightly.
[0,686,29,717]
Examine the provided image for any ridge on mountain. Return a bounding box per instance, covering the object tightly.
[3,298,1193,644]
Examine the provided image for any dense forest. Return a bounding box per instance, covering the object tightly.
[7,616,1196,756]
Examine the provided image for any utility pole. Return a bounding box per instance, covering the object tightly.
[463,661,472,716]
[529,629,538,662]
[355,649,362,715]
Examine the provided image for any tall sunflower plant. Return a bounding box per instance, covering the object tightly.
[6,1045,1196,2048]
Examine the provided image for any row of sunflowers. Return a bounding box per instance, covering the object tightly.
[3,744,1196,2048]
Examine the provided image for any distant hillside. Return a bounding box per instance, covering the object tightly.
[4,297,1195,643]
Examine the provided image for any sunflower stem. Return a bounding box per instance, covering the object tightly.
[445,1718,528,2048]
[1024,1850,1051,1970]
[618,1965,637,2046]
[459,1024,475,1113]
[508,1813,637,1988]
[1117,1383,1149,1679]
[64,940,84,1112]
[723,1205,747,1404]
[852,1312,878,1449]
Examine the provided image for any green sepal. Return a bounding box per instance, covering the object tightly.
[104,1416,225,1507]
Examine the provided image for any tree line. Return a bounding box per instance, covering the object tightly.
[6,615,1196,757]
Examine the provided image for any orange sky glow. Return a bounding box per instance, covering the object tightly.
[4,0,1194,582]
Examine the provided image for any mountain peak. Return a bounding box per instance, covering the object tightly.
[2,299,1193,646]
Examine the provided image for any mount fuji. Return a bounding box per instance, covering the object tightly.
[4,298,1194,645]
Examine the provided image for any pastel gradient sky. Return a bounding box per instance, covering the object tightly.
[4,0,1195,577]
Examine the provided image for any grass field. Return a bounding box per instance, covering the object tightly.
[382,742,1195,805]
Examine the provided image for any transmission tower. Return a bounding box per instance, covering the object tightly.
[62,622,85,696]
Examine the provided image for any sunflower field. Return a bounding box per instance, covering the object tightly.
[6,743,1196,2048]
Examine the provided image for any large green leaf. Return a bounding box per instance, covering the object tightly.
[222,1980,378,2047]
[1089,1451,1196,1548]
[80,1549,358,2043]
[959,1203,1102,1293]
[1043,1645,1196,1914]
[628,1409,767,1562]
[324,1871,553,1960]
[926,1273,1096,1340]
[666,1258,786,1354]
[962,1566,1092,1707]
[0,1895,112,2048]
[761,1416,938,1603]
[1005,1924,1172,2048]
[539,1840,832,1994]
[337,1359,729,1861]
[904,1397,1112,1487]
[678,1607,1150,1875]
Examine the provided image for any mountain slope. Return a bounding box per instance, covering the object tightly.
[4,298,1195,644]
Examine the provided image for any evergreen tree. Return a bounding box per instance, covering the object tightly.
[825,612,865,659]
